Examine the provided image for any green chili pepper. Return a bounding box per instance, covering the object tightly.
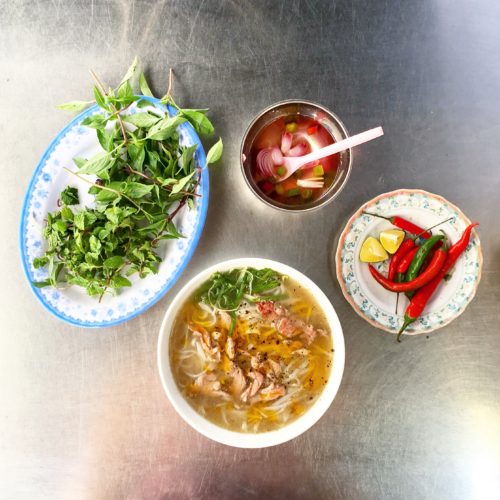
[405,235,444,283]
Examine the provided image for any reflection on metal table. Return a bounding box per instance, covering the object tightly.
[1,1,499,499]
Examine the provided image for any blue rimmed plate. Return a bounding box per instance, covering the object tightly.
[20,97,209,327]
[335,189,482,335]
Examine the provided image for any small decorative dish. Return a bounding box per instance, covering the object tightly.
[335,189,482,335]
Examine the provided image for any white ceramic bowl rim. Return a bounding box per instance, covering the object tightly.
[157,258,345,448]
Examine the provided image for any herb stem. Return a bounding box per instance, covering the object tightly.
[124,165,200,197]
[63,167,154,221]
[107,101,134,121]
[166,68,174,102]
[90,69,129,145]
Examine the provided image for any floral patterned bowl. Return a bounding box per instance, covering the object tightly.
[20,97,209,327]
[335,189,482,335]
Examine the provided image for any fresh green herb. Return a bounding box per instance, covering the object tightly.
[195,268,284,335]
[60,186,79,205]
[33,59,223,300]
[206,137,223,164]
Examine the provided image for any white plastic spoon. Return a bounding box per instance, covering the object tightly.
[278,126,384,181]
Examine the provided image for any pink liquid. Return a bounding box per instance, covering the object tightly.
[250,115,339,206]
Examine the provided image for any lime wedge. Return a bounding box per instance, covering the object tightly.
[379,229,405,254]
[360,237,389,263]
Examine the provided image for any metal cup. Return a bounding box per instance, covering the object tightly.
[240,100,352,212]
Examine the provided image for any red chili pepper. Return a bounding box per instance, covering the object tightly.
[307,125,318,135]
[363,212,431,238]
[396,246,419,274]
[397,222,479,341]
[388,239,415,280]
[369,248,447,292]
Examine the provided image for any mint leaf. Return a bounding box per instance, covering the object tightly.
[180,144,198,173]
[111,275,132,288]
[32,280,51,288]
[60,186,79,205]
[33,256,49,269]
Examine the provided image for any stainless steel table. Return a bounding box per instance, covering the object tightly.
[2,1,500,499]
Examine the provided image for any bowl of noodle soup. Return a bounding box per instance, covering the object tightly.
[157,258,344,448]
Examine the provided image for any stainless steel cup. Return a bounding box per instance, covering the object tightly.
[240,100,352,212]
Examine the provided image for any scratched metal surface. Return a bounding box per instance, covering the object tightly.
[1,1,500,499]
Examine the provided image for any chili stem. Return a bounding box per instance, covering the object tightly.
[414,217,455,240]
[362,211,391,221]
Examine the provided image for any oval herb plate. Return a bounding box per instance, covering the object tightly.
[20,97,209,327]
[335,189,482,335]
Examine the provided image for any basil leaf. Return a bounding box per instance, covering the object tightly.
[206,137,223,164]
[146,115,186,140]
[125,182,154,199]
[117,80,133,100]
[182,109,214,136]
[180,144,198,173]
[171,171,195,194]
[103,255,125,269]
[81,114,107,129]
[77,152,113,176]
[93,86,107,110]
[139,72,154,97]
[97,129,114,152]
[124,112,160,128]
[73,157,87,169]
[119,56,138,85]
[56,100,93,112]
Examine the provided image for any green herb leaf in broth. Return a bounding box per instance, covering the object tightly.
[196,268,283,335]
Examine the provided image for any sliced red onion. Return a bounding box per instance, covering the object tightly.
[257,146,284,177]
[287,142,308,157]
[271,146,284,165]
[281,132,292,154]
[256,148,276,177]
